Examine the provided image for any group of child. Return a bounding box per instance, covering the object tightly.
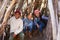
[23,9,48,38]
[2,9,48,40]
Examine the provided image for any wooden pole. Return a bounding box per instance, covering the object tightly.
[53,0,58,33]
[48,0,57,40]
[40,0,45,11]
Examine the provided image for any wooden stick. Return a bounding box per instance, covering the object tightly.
[0,0,9,21]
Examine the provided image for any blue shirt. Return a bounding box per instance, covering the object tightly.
[34,17,41,25]
[23,18,33,27]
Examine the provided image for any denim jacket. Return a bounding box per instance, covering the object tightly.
[34,17,42,25]
[23,18,33,27]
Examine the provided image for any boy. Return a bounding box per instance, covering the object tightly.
[3,10,24,40]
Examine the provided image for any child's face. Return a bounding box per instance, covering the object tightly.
[28,14,32,20]
[35,12,40,17]
[34,10,40,17]
[14,13,20,19]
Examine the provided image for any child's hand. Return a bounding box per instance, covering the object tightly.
[13,34,16,38]
[37,24,39,28]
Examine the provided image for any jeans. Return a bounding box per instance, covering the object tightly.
[33,22,45,32]
[23,26,32,32]
[23,22,33,32]
[39,22,45,32]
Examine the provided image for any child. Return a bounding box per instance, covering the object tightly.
[33,9,45,33]
[2,10,24,40]
[23,13,33,38]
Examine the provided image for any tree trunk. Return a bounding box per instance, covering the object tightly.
[48,0,57,40]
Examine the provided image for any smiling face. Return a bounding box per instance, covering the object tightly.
[27,13,32,20]
[14,12,20,19]
[34,10,40,17]
[35,12,40,17]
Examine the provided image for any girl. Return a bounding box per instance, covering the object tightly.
[33,9,45,33]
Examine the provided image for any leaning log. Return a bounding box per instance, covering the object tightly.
[48,0,57,40]
[0,0,16,35]
[0,0,9,22]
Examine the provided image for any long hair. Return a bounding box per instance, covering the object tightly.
[33,9,42,21]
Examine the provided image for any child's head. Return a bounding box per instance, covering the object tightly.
[27,13,32,20]
[34,9,40,17]
[14,10,21,19]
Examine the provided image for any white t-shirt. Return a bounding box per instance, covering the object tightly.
[8,16,23,35]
